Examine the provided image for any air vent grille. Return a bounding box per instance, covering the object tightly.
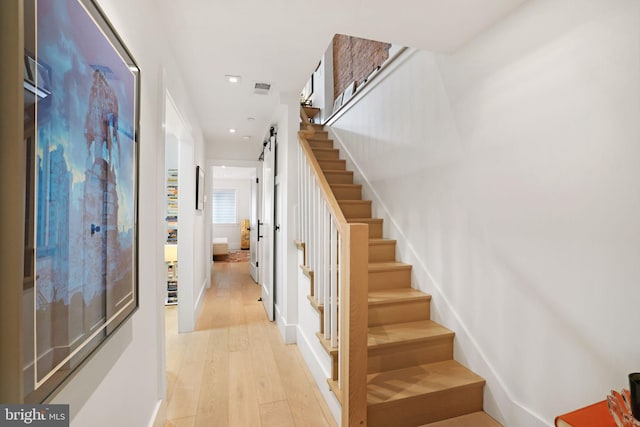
[254,82,271,95]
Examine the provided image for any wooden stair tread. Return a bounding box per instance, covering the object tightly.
[311,147,338,152]
[323,170,352,175]
[307,295,323,313]
[307,135,330,141]
[317,319,452,355]
[418,412,502,427]
[304,282,430,310]
[369,261,412,272]
[369,238,397,246]
[338,199,371,205]
[369,288,431,305]
[327,379,342,403]
[315,332,338,356]
[331,183,361,187]
[368,320,453,348]
[367,360,485,405]
[300,122,324,128]
[347,217,382,223]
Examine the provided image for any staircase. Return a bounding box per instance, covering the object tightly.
[298,120,501,427]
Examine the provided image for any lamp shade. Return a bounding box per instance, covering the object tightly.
[164,244,178,263]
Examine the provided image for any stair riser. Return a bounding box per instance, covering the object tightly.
[368,337,453,374]
[368,300,430,327]
[327,337,454,384]
[369,268,411,291]
[368,222,383,238]
[300,124,324,131]
[369,244,396,262]
[325,172,353,185]
[331,186,362,200]
[340,202,372,218]
[308,130,329,137]
[309,140,333,149]
[367,385,484,427]
[312,149,340,160]
[319,159,346,171]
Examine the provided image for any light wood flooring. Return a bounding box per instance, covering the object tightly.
[162,261,338,427]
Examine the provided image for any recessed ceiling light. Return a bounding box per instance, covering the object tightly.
[229,128,236,133]
[242,135,251,140]
[225,75,241,83]
[247,117,255,121]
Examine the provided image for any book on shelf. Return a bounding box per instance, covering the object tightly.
[555,400,616,427]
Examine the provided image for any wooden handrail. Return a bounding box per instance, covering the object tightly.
[298,133,348,232]
[298,123,368,426]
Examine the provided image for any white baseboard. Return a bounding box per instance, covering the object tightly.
[194,277,207,322]
[148,399,164,427]
[275,305,297,344]
[296,325,341,424]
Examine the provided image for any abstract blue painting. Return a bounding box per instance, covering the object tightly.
[24,0,139,402]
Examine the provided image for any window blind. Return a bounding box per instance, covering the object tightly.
[212,190,237,224]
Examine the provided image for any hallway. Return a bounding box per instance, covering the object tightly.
[163,261,337,427]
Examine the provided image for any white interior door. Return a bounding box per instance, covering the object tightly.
[259,136,275,321]
[249,175,259,283]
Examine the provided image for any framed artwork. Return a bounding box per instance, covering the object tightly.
[22,0,140,403]
[332,93,344,114]
[342,81,355,103]
[196,165,205,211]
[301,74,314,103]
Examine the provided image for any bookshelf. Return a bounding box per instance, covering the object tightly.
[165,169,178,305]
[165,249,178,305]
[166,168,178,243]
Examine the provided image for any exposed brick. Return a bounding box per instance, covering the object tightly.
[332,34,390,99]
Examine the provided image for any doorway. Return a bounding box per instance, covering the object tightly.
[211,165,257,262]
[163,92,196,333]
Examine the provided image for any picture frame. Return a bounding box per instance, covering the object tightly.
[342,81,355,103]
[332,92,344,114]
[196,165,205,210]
[22,0,140,403]
[301,73,314,103]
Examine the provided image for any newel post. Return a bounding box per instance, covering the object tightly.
[341,223,368,426]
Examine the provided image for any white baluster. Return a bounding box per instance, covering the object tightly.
[317,199,325,306]
[330,219,339,349]
[298,146,302,241]
[323,209,331,339]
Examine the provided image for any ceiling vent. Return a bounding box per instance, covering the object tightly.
[254,82,271,95]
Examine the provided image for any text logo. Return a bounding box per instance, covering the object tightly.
[0,405,69,427]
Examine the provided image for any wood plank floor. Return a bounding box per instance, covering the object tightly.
[162,261,337,427]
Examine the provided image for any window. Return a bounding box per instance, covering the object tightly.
[212,190,237,224]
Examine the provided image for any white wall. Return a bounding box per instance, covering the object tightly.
[49,0,206,425]
[271,92,301,343]
[309,44,333,124]
[207,138,262,161]
[328,0,640,425]
[295,249,341,424]
[212,177,252,250]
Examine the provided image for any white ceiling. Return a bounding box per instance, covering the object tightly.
[156,0,528,151]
